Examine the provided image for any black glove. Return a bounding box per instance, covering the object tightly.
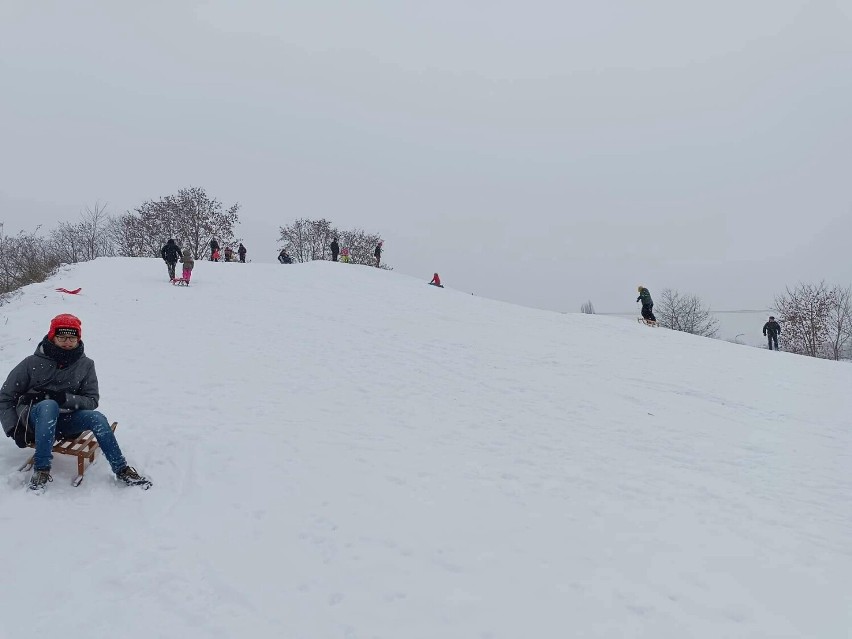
[47,391,68,406]
[18,390,47,406]
[12,424,32,448]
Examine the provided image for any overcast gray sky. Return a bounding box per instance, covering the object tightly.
[1,0,850,314]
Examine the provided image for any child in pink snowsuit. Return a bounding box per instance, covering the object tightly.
[180,249,195,283]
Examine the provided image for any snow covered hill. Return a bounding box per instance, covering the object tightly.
[1,257,850,639]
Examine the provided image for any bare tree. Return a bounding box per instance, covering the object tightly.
[656,289,719,337]
[337,227,386,268]
[278,219,388,268]
[776,282,851,359]
[278,218,335,263]
[128,187,240,259]
[108,212,148,257]
[48,202,115,263]
[172,187,241,260]
[580,300,596,314]
[826,285,852,360]
[774,281,837,357]
[0,227,62,300]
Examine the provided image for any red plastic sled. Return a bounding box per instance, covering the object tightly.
[55,287,82,295]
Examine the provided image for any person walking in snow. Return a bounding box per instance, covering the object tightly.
[160,238,182,281]
[429,273,444,288]
[209,238,220,261]
[179,248,194,284]
[374,241,383,267]
[636,286,657,323]
[0,314,152,492]
[238,243,247,263]
[330,238,340,262]
[763,316,781,350]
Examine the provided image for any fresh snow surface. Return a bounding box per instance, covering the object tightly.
[0,257,850,639]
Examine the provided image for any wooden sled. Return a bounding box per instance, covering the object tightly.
[638,318,658,327]
[171,278,190,286]
[19,422,118,486]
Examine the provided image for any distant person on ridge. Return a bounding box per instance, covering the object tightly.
[374,241,383,267]
[0,314,152,492]
[636,286,657,323]
[277,248,293,264]
[429,273,443,288]
[223,247,234,262]
[179,248,194,284]
[330,238,339,262]
[763,316,781,350]
[238,243,247,263]
[160,238,182,281]
[340,247,351,263]
[209,238,220,261]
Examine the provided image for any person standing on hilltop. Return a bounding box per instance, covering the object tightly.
[209,238,220,261]
[763,315,781,350]
[374,241,383,267]
[636,286,657,323]
[330,238,340,262]
[238,243,247,263]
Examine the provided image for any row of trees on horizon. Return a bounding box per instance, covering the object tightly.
[0,186,389,301]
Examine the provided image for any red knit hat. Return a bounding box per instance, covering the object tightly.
[47,314,82,340]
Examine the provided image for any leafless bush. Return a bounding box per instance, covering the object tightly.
[108,213,148,257]
[580,300,595,314]
[120,187,241,259]
[278,219,388,268]
[48,202,115,263]
[0,227,62,299]
[278,219,335,263]
[775,281,852,359]
[657,289,719,338]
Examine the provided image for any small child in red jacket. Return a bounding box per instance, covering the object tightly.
[429,273,443,288]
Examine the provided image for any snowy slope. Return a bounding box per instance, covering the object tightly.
[0,258,850,639]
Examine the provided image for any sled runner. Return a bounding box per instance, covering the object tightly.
[638,318,658,327]
[19,422,118,486]
[171,278,189,286]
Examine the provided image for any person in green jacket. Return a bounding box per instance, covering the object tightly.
[637,286,657,323]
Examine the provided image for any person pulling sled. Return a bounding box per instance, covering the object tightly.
[637,286,657,324]
[160,239,182,281]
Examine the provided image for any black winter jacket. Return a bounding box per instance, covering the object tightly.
[161,240,182,263]
[0,340,99,439]
[763,321,781,337]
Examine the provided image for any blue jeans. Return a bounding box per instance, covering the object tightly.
[29,400,127,473]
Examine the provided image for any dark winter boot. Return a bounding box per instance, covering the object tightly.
[116,466,152,489]
[29,469,53,493]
